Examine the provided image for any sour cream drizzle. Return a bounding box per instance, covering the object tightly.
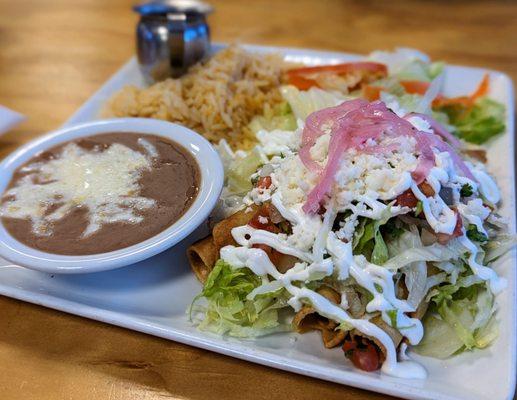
[232,225,312,262]
[410,182,456,234]
[459,235,507,294]
[220,244,427,379]
[471,167,501,204]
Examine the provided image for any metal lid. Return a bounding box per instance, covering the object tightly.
[133,0,214,16]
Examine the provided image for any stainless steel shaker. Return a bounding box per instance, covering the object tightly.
[134,0,213,83]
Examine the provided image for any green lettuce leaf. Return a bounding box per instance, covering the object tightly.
[280,85,349,120]
[353,208,394,264]
[226,147,264,194]
[484,234,517,263]
[413,314,465,359]
[368,48,443,82]
[439,97,506,144]
[395,60,444,82]
[416,276,498,359]
[248,101,297,134]
[191,260,289,338]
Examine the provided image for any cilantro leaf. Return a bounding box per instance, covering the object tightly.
[460,183,473,197]
[466,224,488,243]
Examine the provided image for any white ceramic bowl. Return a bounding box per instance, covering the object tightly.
[0,118,224,274]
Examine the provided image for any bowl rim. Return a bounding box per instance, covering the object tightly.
[0,118,224,274]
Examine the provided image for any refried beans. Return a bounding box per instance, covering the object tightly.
[0,133,200,255]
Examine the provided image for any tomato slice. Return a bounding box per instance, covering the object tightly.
[400,80,432,95]
[401,73,490,108]
[362,85,383,101]
[395,190,418,208]
[287,62,388,90]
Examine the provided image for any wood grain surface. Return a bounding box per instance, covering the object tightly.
[0,1,516,399]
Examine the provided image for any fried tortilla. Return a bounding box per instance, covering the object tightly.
[188,206,257,283]
[187,236,218,283]
[188,206,422,362]
[292,284,406,359]
[292,286,346,348]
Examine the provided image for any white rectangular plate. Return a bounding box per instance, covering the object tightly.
[0,44,515,400]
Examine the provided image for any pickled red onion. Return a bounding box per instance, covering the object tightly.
[300,100,473,214]
[300,98,368,172]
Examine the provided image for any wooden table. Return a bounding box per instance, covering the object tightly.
[0,1,516,399]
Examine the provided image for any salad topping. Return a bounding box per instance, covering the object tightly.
[188,48,513,380]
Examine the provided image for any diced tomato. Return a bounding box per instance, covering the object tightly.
[342,338,381,372]
[246,202,297,271]
[287,62,388,90]
[352,343,381,372]
[453,214,463,236]
[436,212,463,245]
[248,204,279,233]
[248,214,276,233]
[395,190,418,208]
[396,182,435,208]
[257,176,272,189]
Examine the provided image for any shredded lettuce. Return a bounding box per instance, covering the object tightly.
[396,60,444,82]
[381,91,423,114]
[416,279,498,359]
[384,243,454,270]
[248,102,297,134]
[280,85,348,120]
[380,90,451,130]
[226,147,264,194]
[214,140,237,174]
[191,260,289,337]
[368,48,443,82]
[353,209,393,264]
[414,314,465,358]
[383,240,462,271]
[388,227,428,309]
[439,97,505,144]
[484,234,517,263]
